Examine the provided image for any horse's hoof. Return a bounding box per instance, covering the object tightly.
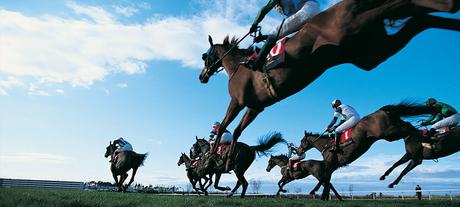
[225,186,231,191]
[227,192,234,198]
[309,191,315,195]
[388,183,395,188]
[379,176,386,180]
[281,189,287,193]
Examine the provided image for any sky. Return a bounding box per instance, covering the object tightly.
[0,0,460,195]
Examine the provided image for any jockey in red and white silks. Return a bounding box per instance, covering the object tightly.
[209,122,233,145]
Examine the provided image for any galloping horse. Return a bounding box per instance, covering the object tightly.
[266,154,342,200]
[191,133,285,198]
[104,142,147,192]
[296,103,435,200]
[177,153,213,195]
[380,126,460,188]
[199,0,460,169]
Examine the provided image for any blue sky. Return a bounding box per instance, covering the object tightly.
[0,0,459,194]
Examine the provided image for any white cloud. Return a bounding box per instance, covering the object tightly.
[116,83,128,88]
[0,152,71,164]
[28,84,49,96]
[113,5,139,17]
[0,76,24,96]
[0,1,254,93]
[55,89,65,94]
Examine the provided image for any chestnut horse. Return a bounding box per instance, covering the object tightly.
[199,0,460,170]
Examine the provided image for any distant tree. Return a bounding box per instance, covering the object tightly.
[348,184,354,196]
[250,179,262,194]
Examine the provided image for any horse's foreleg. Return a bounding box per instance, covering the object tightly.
[388,159,423,188]
[123,168,138,193]
[226,107,262,170]
[277,177,291,195]
[213,99,243,153]
[380,153,411,180]
[204,174,214,191]
[118,173,128,192]
[310,181,323,195]
[112,174,121,191]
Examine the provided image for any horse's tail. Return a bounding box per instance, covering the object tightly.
[380,102,435,118]
[133,153,148,167]
[251,132,286,157]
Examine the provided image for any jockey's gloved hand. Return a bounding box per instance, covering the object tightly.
[249,24,258,33]
[254,35,267,43]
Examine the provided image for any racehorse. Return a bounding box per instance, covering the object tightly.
[199,0,460,170]
[266,154,342,200]
[104,142,147,192]
[191,132,285,198]
[177,153,213,195]
[380,126,460,188]
[296,103,435,200]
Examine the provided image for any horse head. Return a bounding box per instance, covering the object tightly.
[266,155,277,172]
[297,131,318,155]
[191,137,210,159]
[104,141,116,158]
[177,153,188,166]
[199,35,225,83]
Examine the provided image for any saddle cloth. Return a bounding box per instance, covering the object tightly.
[264,37,288,71]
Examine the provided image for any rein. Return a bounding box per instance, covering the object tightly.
[207,31,252,75]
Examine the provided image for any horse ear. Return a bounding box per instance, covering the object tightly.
[109,141,112,145]
[208,35,213,46]
[196,136,198,141]
[304,130,307,136]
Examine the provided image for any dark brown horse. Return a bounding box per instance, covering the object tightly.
[199,0,460,170]
[104,142,147,192]
[177,153,213,195]
[296,103,435,200]
[191,132,285,198]
[380,126,460,188]
[266,154,342,200]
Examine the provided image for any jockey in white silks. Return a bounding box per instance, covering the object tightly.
[326,99,361,152]
[112,137,133,163]
[246,0,320,70]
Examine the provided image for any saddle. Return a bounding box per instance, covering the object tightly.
[264,37,288,71]
[287,160,302,170]
[325,128,355,150]
[422,126,456,138]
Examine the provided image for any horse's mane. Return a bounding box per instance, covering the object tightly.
[272,154,289,159]
[223,36,253,56]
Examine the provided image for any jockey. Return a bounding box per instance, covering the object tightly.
[421,98,459,137]
[246,0,320,70]
[209,121,233,146]
[287,142,305,172]
[326,99,361,152]
[111,137,133,163]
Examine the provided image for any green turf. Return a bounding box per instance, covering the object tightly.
[1,188,459,207]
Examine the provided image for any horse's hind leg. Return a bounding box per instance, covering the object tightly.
[123,169,137,193]
[412,0,459,13]
[354,15,460,70]
[388,159,423,188]
[329,183,343,201]
[380,153,411,180]
[213,173,231,191]
[277,177,291,196]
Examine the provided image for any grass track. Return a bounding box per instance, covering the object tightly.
[1,188,459,207]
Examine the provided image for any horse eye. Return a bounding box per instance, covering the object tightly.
[202,53,207,61]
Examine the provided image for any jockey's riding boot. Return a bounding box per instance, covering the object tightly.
[330,133,342,153]
[425,128,437,138]
[247,35,277,71]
